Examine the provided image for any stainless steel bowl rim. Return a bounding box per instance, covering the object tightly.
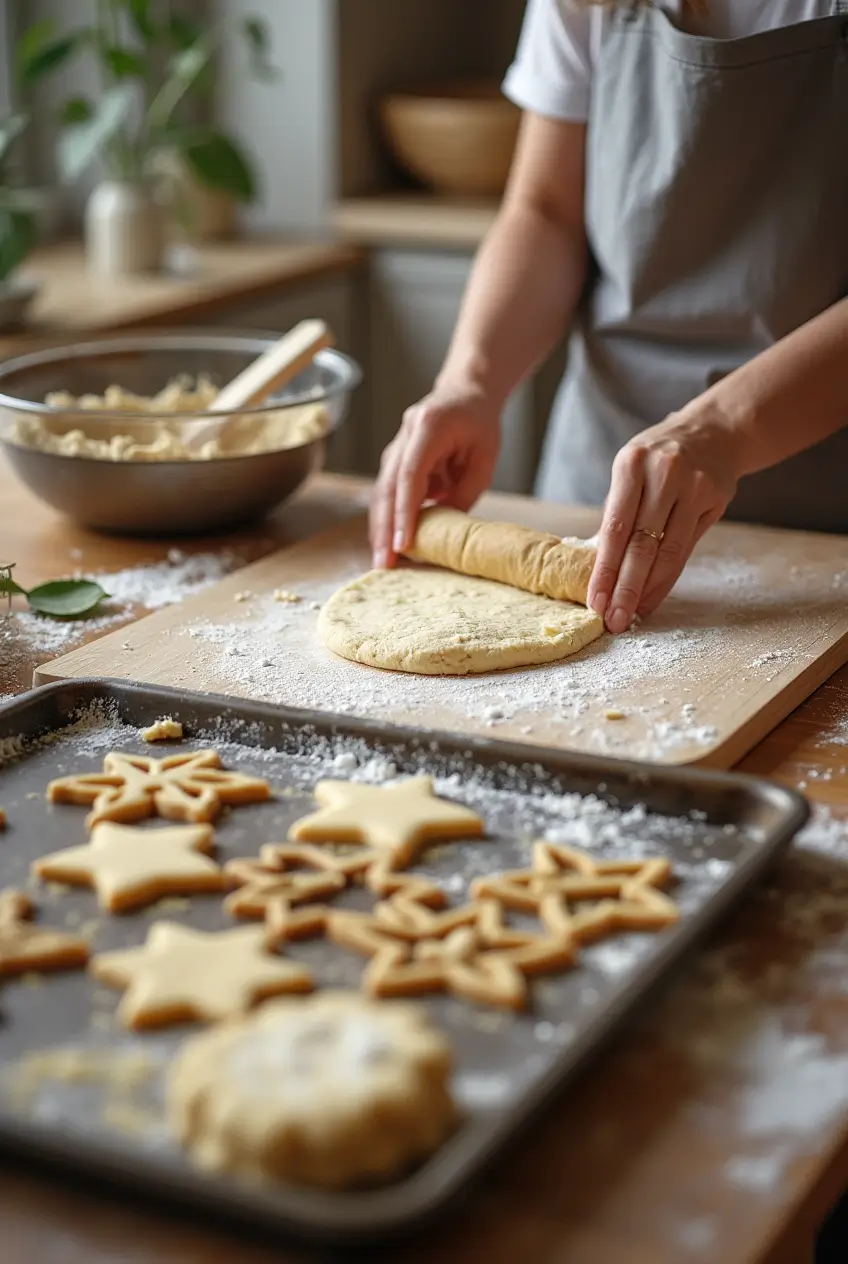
[0,329,363,417]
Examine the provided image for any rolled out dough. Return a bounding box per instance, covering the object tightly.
[318,568,604,676]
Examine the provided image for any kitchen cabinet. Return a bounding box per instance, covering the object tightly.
[369,248,561,494]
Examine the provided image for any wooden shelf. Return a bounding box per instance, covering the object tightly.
[331,194,499,248]
[3,238,365,356]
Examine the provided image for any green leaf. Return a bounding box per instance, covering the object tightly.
[25,580,108,618]
[61,97,94,125]
[18,31,81,84]
[0,576,27,598]
[105,46,146,79]
[128,0,155,42]
[242,16,278,82]
[0,209,37,283]
[180,131,255,202]
[58,83,135,181]
[167,15,202,51]
[0,114,28,168]
[170,42,212,83]
[243,18,268,50]
[16,19,56,66]
[147,37,216,136]
[0,187,51,214]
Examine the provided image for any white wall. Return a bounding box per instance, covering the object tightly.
[212,0,336,235]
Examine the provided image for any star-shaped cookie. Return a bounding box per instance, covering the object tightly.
[33,822,225,913]
[327,897,574,1011]
[91,922,313,1030]
[258,842,446,909]
[221,845,448,948]
[0,889,90,976]
[223,857,346,921]
[47,750,270,830]
[472,842,678,944]
[289,776,484,867]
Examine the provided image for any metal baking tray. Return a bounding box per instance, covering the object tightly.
[0,679,808,1245]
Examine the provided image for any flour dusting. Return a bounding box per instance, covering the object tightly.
[0,549,241,696]
[172,537,847,764]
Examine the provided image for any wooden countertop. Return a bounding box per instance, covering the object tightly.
[332,194,498,248]
[2,459,848,1264]
[3,237,365,356]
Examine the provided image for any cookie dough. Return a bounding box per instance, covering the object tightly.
[91,922,313,1030]
[289,776,484,867]
[318,568,603,676]
[47,749,270,830]
[404,506,598,606]
[166,991,457,1188]
[9,377,330,462]
[33,822,224,913]
[0,889,90,976]
[141,718,183,743]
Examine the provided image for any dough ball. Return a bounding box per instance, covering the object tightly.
[167,991,457,1189]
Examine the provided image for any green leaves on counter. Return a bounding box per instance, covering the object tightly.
[0,566,108,619]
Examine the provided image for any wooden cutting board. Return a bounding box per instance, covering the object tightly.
[35,505,848,768]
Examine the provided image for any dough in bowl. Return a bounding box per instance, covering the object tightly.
[317,567,604,676]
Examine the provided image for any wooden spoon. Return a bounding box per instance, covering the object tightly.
[184,319,334,453]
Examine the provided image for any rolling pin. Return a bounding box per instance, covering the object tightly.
[402,507,598,607]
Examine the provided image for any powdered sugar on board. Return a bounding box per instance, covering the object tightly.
[172,531,848,765]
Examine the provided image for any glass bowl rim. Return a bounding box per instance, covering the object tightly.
[0,328,363,421]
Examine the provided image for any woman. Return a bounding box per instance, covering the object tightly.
[370,0,848,636]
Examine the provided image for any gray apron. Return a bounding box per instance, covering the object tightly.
[536,4,848,532]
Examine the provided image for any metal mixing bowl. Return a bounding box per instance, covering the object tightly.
[0,331,362,535]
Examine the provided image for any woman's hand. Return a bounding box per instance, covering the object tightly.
[369,383,501,568]
[587,409,742,633]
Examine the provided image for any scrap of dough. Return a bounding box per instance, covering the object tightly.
[141,718,183,743]
[289,775,484,867]
[405,507,598,606]
[0,889,90,975]
[166,991,456,1188]
[33,822,224,913]
[318,567,603,676]
[91,922,313,1030]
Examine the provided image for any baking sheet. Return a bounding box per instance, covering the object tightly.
[0,680,808,1243]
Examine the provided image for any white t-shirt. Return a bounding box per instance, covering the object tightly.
[503,1,831,122]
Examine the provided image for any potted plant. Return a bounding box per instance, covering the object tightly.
[18,2,276,276]
[0,113,45,330]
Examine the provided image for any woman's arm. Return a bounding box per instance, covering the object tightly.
[370,112,589,566]
[710,295,848,473]
[436,113,589,409]
[588,297,848,632]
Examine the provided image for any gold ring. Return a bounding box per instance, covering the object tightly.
[633,528,664,543]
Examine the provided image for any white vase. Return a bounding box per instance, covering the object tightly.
[84,181,164,276]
